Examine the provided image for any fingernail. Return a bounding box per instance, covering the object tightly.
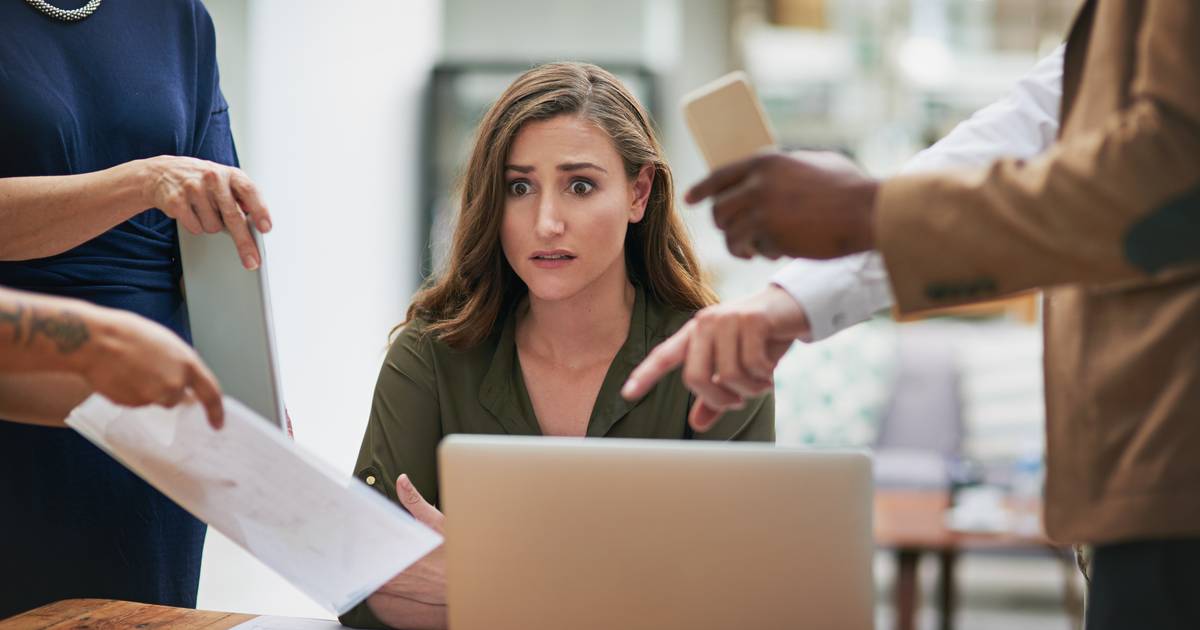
[243,255,259,270]
[398,474,410,489]
[621,379,637,398]
[258,217,272,232]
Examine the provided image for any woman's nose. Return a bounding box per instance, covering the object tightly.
[534,195,566,238]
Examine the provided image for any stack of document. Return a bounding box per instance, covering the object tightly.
[66,395,442,615]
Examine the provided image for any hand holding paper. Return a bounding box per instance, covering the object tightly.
[65,394,442,615]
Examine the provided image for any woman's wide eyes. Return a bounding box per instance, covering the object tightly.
[507,179,595,196]
[508,180,532,196]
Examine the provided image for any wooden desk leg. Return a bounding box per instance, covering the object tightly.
[895,549,921,630]
[938,550,958,630]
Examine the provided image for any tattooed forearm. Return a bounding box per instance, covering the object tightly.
[27,308,90,354]
[0,303,24,342]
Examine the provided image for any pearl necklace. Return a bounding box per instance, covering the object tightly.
[23,0,102,22]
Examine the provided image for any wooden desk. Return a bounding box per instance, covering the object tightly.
[0,599,256,630]
[874,490,1081,630]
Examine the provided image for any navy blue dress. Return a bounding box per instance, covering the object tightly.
[0,0,236,617]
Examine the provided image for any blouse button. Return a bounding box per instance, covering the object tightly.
[365,475,377,486]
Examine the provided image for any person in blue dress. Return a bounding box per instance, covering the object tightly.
[0,0,273,618]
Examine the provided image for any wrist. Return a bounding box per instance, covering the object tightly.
[763,284,813,342]
[851,179,880,252]
[111,158,158,209]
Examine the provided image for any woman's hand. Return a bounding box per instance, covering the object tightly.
[137,156,273,270]
[365,474,449,629]
[76,305,225,428]
[378,474,447,604]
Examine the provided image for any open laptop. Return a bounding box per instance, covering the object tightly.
[178,228,287,430]
[439,436,874,630]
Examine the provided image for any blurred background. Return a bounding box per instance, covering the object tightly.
[199,1,1085,628]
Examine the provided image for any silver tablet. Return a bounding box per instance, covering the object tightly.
[178,229,286,430]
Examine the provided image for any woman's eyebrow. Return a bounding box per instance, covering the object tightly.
[505,164,534,173]
[559,162,608,173]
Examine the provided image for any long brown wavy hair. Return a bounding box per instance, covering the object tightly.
[404,62,717,349]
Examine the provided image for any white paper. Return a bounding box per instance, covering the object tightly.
[66,394,442,615]
[230,616,347,630]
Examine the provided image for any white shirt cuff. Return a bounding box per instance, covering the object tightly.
[770,252,894,341]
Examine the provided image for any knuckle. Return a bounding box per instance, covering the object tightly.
[232,172,256,193]
[695,309,720,326]
[168,375,188,392]
[223,206,248,222]
[183,179,203,196]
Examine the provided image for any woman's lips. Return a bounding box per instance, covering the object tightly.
[530,253,576,269]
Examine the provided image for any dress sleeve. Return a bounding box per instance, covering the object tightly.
[194,86,239,167]
[192,1,239,168]
[339,323,445,629]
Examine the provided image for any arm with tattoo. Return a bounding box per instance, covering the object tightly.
[0,289,92,371]
[0,286,225,428]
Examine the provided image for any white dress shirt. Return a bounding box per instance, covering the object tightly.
[772,45,1065,341]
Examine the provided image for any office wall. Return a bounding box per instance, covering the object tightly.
[200,0,440,617]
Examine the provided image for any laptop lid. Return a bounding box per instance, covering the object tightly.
[440,435,874,630]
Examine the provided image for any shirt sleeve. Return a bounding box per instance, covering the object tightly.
[771,45,1065,340]
[339,323,444,629]
[878,3,1200,312]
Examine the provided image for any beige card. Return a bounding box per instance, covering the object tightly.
[681,71,777,169]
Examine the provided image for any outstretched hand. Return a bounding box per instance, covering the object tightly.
[621,286,810,432]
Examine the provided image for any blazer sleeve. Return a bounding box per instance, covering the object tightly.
[772,46,1064,339]
[876,1,1200,314]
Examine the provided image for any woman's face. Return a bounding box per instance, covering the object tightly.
[501,115,653,303]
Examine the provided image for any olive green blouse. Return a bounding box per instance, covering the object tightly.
[340,286,773,628]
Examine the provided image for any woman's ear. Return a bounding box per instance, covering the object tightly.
[629,164,655,224]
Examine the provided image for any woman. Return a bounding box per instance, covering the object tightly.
[340,62,774,630]
[0,0,271,618]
